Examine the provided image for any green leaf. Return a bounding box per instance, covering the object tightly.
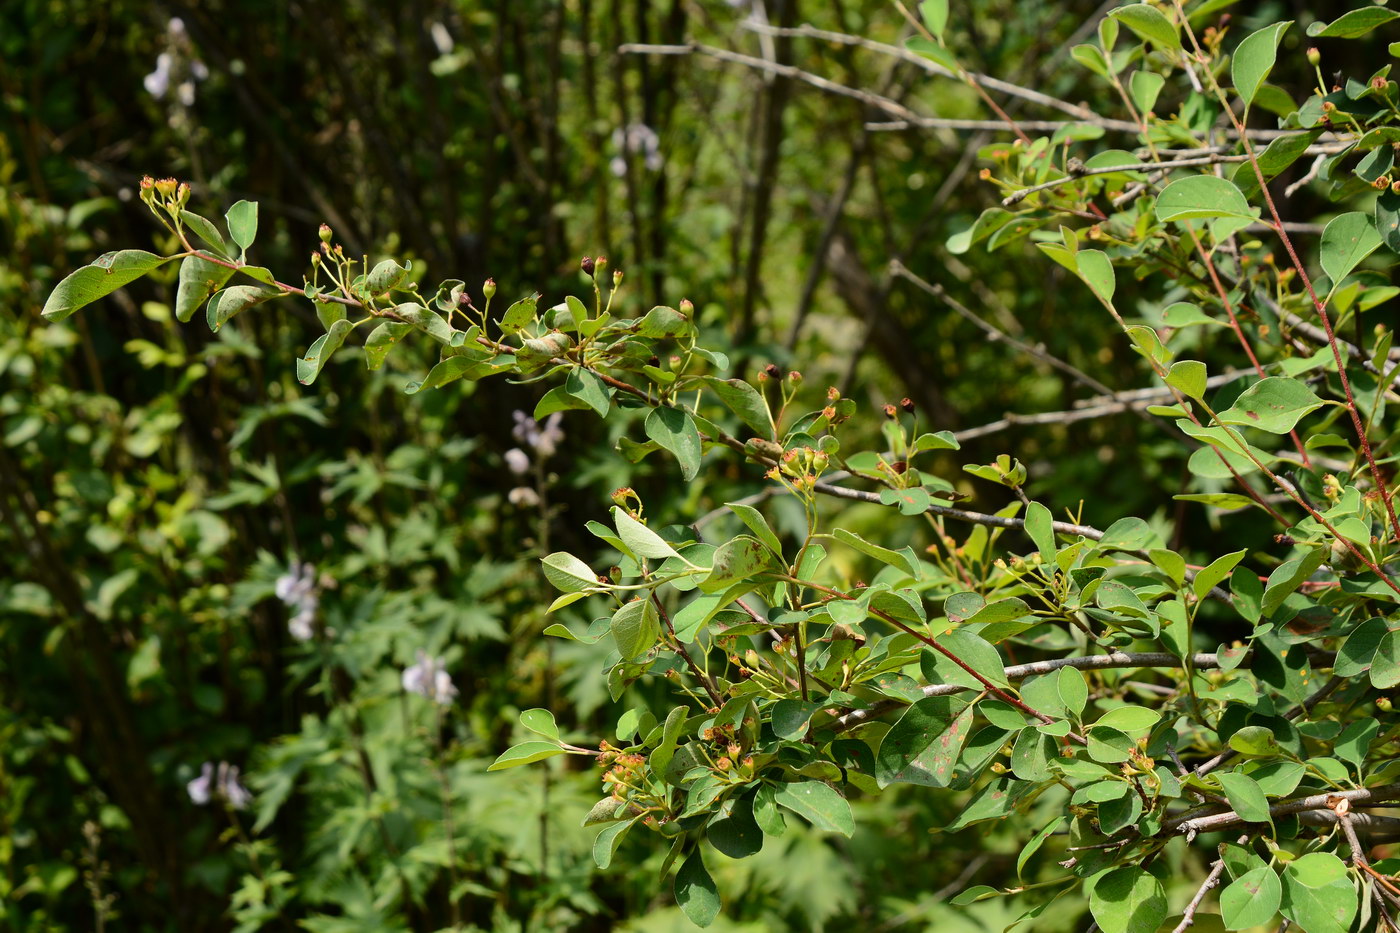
[1108,3,1180,51]
[703,377,772,437]
[1233,22,1292,109]
[395,304,455,344]
[1217,377,1324,434]
[179,211,229,255]
[1088,866,1168,933]
[42,250,173,322]
[1071,43,1111,79]
[947,777,1033,830]
[366,259,410,295]
[499,295,538,335]
[207,284,278,332]
[635,304,690,338]
[1155,175,1255,223]
[701,535,777,594]
[542,552,597,593]
[592,816,639,869]
[1320,212,1382,284]
[1010,729,1055,782]
[675,849,720,927]
[1166,359,1208,400]
[610,599,660,660]
[1280,852,1357,933]
[225,200,258,254]
[1334,719,1378,771]
[364,322,414,370]
[1173,493,1261,510]
[1261,547,1326,618]
[403,355,514,394]
[1228,725,1283,758]
[645,407,702,481]
[934,630,1008,688]
[296,320,353,385]
[1336,617,1388,676]
[879,485,932,515]
[726,503,782,558]
[126,635,162,689]
[770,699,822,740]
[563,367,611,417]
[1076,249,1116,304]
[1378,192,1400,253]
[175,254,234,323]
[1215,771,1271,826]
[1025,501,1057,562]
[612,506,679,561]
[1221,866,1282,930]
[1307,8,1400,38]
[708,791,764,859]
[1017,816,1065,879]
[905,36,960,72]
[919,0,948,42]
[832,528,921,580]
[1129,70,1165,114]
[1193,549,1247,602]
[1372,628,1400,689]
[1059,666,1088,717]
[519,708,561,742]
[770,781,853,837]
[875,696,973,787]
[488,741,566,771]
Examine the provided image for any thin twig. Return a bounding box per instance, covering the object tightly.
[1171,858,1225,933]
[1192,675,1342,778]
[653,594,722,708]
[890,261,1117,398]
[1002,146,1346,205]
[739,21,1108,122]
[1170,0,1400,544]
[620,42,927,124]
[778,575,1086,743]
[1167,783,1400,836]
[831,651,1242,730]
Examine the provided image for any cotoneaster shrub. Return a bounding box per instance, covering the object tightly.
[37,2,1400,931]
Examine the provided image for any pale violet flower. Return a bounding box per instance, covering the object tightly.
[610,123,663,177]
[186,761,213,804]
[504,448,531,475]
[275,560,319,641]
[511,410,564,459]
[403,651,458,705]
[508,486,541,508]
[188,761,252,810]
[144,52,173,99]
[429,21,454,55]
[144,18,208,106]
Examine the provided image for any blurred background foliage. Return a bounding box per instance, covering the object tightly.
[1,0,1315,929]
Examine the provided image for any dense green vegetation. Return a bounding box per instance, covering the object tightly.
[11,1,1400,931]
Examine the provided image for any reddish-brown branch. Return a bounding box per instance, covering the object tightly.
[1169,0,1400,543]
[775,575,1087,745]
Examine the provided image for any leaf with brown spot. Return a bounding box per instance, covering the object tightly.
[874,696,972,787]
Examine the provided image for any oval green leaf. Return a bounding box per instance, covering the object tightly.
[1155,175,1255,223]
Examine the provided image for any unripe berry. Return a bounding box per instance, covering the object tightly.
[482,278,497,299]
[319,224,333,243]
